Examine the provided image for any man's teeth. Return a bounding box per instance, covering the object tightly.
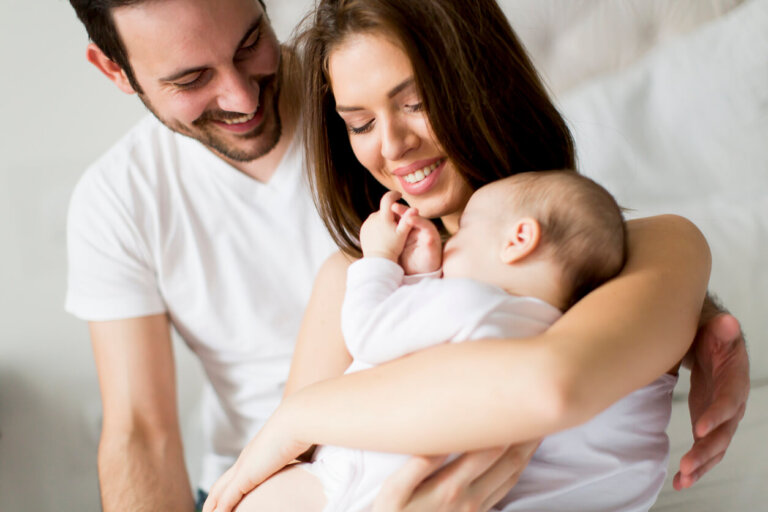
[221,112,256,125]
[404,161,441,183]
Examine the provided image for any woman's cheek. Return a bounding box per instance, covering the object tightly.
[351,137,381,175]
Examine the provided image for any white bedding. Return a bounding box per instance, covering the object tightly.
[652,380,768,511]
[560,0,768,384]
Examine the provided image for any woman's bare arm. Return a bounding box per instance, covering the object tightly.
[275,214,711,453]
[283,251,353,397]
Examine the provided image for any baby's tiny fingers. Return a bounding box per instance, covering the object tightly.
[391,202,409,218]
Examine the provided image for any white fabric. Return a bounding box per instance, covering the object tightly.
[341,258,559,366]
[65,115,337,491]
[498,0,744,97]
[560,0,768,381]
[309,258,675,512]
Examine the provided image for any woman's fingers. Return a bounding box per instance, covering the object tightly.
[372,455,448,512]
[215,481,249,512]
[430,447,507,489]
[203,466,235,512]
[476,441,540,511]
[390,202,409,218]
[401,446,528,512]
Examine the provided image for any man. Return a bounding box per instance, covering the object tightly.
[66,0,749,511]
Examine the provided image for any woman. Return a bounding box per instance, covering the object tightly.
[205,0,749,510]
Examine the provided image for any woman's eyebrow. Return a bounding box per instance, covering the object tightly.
[336,77,415,112]
[387,77,414,99]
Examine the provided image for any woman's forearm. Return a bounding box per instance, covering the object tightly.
[281,215,711,454]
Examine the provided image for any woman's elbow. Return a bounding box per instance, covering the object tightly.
[634,214,711,275]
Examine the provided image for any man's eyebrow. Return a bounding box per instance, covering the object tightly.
[159,15,264,83]
[236,14,263,51]
[336,78,415,112]
[160,65,208,83]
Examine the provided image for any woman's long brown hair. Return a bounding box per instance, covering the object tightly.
[296,0,576,257]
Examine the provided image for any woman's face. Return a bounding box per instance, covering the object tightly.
[328,32,472,230]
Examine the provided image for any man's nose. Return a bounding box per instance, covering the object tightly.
[216,69,260,114]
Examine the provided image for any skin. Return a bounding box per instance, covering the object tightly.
[202,32,723,512]
[80,2,750,510]
[331,33,474,233]
[85,2,536,510]
[326,31,750,499]
[83,1,297,510]
[87,0,294,182]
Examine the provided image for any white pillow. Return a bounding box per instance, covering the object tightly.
[560,0,768,380]
[501,0,745,96]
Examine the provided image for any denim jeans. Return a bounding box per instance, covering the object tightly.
[195,489,208,512]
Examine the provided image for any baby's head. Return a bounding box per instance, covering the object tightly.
[442,170,626,310]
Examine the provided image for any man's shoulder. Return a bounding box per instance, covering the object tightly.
[69,116,182,220]
[85,115,180,178]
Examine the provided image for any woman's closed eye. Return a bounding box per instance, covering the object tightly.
[345,102,422,135]
[348,119,374,135]
[404,102,424,113]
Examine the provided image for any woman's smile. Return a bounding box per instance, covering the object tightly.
[329,33,472,221]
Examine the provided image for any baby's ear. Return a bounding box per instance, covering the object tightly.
[500,217,541,264]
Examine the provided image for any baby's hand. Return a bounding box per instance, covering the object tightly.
[391,202,442,275]
[360,191,417,262]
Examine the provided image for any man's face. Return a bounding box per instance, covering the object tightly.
[113,0,282,162]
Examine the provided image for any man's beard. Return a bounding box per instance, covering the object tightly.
[139,73,282,163]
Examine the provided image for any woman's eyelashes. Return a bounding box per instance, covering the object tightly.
[404,102,424,113]
[346,101,424,135]
[348,120,374,135]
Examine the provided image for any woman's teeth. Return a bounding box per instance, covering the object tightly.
[404,160,441,183]
[221,112,256,125]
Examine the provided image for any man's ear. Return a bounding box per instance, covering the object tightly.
[500,217,541,264]
[86,43,136,95]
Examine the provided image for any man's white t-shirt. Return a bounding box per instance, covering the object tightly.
[65,115,337,491]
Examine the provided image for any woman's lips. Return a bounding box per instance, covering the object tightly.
[396,158,447,195]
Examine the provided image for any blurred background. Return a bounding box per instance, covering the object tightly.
[1,1,765,510]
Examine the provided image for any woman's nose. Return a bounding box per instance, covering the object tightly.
[380,115,419,161]
[216,69,260,114]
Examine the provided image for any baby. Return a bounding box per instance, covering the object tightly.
[207,170,676,512]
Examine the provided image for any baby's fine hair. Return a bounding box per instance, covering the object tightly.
[502,170,627,308]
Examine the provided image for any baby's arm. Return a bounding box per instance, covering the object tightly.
[344,191,453,363]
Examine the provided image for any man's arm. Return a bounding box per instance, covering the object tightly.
[90,313,194,512]
[674,294,750,489]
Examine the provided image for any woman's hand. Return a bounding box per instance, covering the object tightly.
[202,412,311,512]
[372,441,540,512]
[675,312,749,490]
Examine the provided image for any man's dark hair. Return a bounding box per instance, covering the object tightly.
[70,0,268,94]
